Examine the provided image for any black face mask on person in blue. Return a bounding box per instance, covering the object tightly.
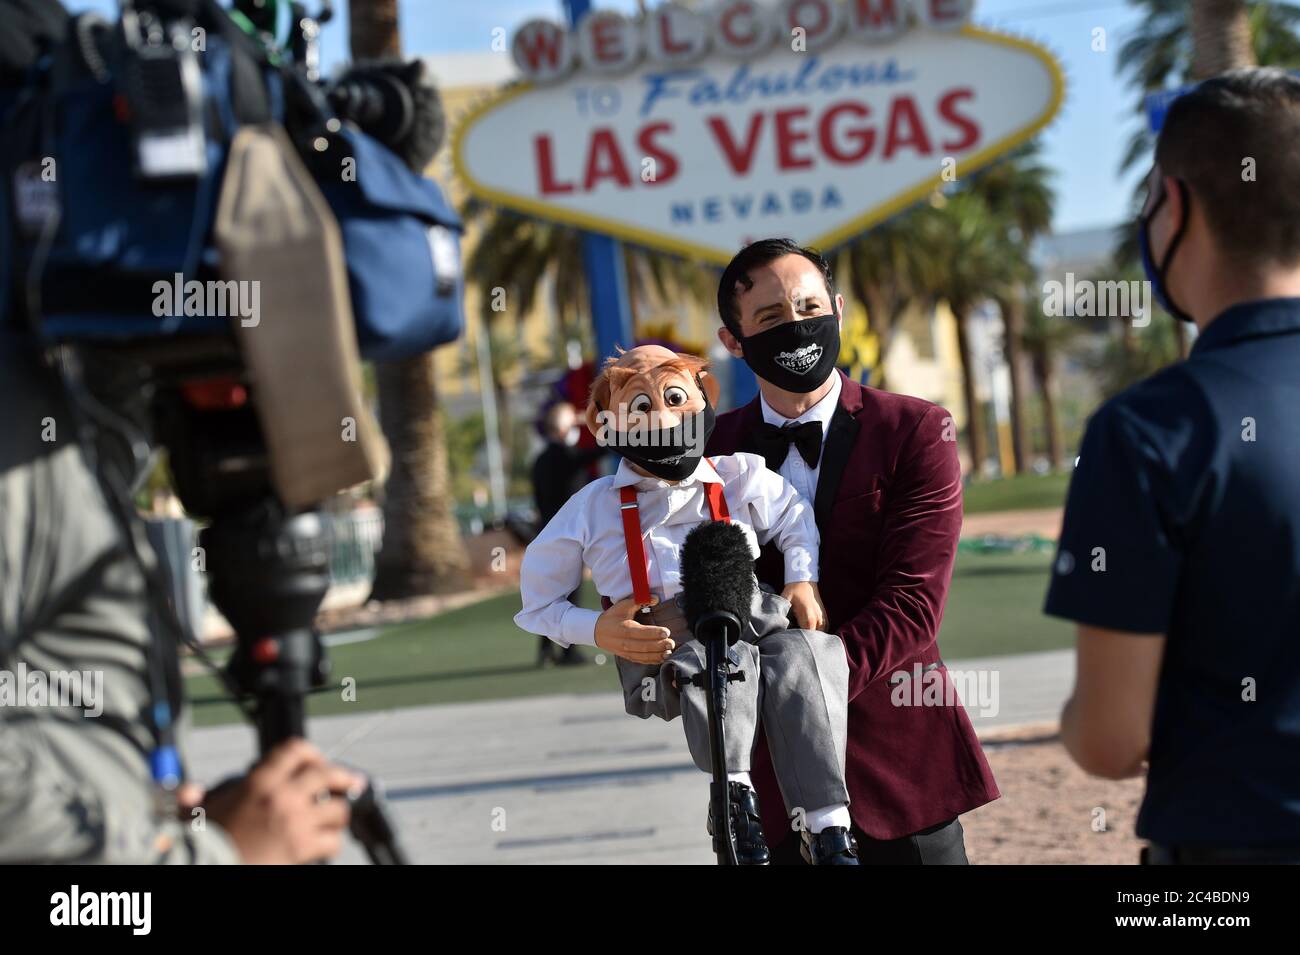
[1138,167,1195,324]
[737,307,842,393]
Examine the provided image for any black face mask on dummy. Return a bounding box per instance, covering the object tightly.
[738,309,841,393]
[599,386,717,482]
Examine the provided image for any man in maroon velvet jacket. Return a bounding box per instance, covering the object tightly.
[704,238,999,864]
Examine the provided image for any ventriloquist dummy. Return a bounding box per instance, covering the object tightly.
[515,345,858,864]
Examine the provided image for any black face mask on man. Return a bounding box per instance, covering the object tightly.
[1138,172,1195,324]
[599,389,717,482]
[738,310,841,393]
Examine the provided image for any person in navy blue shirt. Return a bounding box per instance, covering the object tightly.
[1046,68,1300,863]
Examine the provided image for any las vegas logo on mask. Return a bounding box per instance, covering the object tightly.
[776,342,824,375]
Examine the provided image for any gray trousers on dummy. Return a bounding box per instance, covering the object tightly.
[615,584,850,817]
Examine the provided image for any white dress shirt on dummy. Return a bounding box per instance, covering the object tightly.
[515,452,819,648]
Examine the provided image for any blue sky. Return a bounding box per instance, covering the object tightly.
[69,0,1153,233]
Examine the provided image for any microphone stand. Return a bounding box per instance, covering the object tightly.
[690,610,745,866]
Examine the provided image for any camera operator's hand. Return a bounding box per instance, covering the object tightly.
[782,580,827,632]
[201,739,363,865]
[595,595,676,664]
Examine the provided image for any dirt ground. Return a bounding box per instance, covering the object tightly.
[963,727,1146,865]
[960,506,1064,540]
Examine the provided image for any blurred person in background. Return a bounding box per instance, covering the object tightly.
[1048,68,1300,864]
[530,401,601,666]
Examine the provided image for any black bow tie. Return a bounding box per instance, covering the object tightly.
[753,420,823,472]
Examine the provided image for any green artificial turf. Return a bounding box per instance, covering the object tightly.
[961,472,1072,514]
[186,552,1072,726]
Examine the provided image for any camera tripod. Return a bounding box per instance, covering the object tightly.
[201,501,407,865]
[160,385,409,865]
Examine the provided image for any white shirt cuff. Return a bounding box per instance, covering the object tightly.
[559,606,601,647]
[784,546,817,584]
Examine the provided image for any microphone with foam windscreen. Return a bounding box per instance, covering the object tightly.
[680,520,756,645]
[679,519,756,865]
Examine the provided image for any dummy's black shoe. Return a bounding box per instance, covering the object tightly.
[706,782,770,864]
[800,826,860,865]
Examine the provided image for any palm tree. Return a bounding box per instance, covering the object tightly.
[1115,0,1300,180]
[461,202,717,419]
[1191,0,1255,77]
[464,202,714,338]
[1085,262,1183,399]
[841,144,1054,473]
[1020,298,1081,470]
[966,143,1055,474]
[462,202,586,333]
[461,204,584,478]
[624,243,719,324]
[351,0,471,599]
[1116,1,1300,356]
[838,209,934,391]
[913,193,1018,473]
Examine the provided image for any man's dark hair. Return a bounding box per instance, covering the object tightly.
[1157,67,1300,266]
[716,238,836,337]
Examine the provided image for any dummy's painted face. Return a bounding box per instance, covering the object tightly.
[585,345,720,480]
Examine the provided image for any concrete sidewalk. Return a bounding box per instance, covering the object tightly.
[185,649,1073,864]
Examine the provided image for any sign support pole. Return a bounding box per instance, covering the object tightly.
[564,0,635,367]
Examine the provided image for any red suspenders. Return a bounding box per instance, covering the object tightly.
[618,459,730,606]
[618,484,655,607]
[704,481,731,525]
